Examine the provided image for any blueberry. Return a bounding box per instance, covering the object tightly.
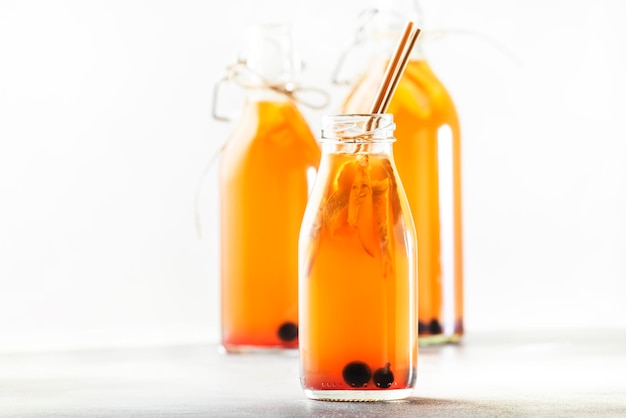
[429,319,442,334]
[373,363,394,388]
[342,361,371,387]
[277,322,298,342]
[418,321,426,334]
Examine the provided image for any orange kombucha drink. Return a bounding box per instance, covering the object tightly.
[218,23,321,353]
[342,57,463,344]
[299,114,417,401]
[220,95,320,352]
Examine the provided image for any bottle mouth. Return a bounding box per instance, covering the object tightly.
[321,114,396,143]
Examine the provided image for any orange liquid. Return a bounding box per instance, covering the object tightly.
[219,97,320,351]
[342,58,464,340]
[299,150,417,394]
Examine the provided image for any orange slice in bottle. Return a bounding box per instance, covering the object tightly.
[346,155,379,257]
[372,177,393,278]
[323,159,356,237]
[347,155,370,227]
[323,188,350,236]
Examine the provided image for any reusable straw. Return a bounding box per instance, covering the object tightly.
[369,21,421,114]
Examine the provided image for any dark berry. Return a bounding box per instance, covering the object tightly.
[342,361,371,387]
[418,321,426,334]
[373,363,394,388]
[429,319,442,334]
[277,322,298,342]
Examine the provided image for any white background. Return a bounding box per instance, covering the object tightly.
[1,0,625,353]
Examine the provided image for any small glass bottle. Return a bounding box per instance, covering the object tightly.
[219,24,321,353]
[339,0,464,344]
[299,114,417,401]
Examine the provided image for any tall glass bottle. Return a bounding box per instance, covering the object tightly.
[340,0,463,344]
[299,114,417,401]
[219,24,321,353]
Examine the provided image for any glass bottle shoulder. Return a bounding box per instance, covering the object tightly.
[220,94,320,172]
[343,57,458,120]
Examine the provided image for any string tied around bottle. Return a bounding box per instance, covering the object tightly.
[212,60,331,122]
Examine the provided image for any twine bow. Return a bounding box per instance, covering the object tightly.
[212,60,330,122]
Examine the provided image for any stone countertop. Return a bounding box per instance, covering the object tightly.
[1,329,625,417]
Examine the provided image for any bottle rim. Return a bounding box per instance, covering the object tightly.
[320,113,396,143]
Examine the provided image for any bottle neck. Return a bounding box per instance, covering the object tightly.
[246,88,292,103]
[363,0,425,60]
[319,114,396,157]
[321,141,394,157]
[239,23,300,89]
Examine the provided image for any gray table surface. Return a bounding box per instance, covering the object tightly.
[1,329,625,417]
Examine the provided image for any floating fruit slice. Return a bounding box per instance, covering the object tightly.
[372,178,390,245]
[372,178,393,278]
[335,159,357,190]
[355,181,377,257]
[321,158,356,236]
[345,155,379,256]
[347,155,370,228]
[323,188,350,236]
